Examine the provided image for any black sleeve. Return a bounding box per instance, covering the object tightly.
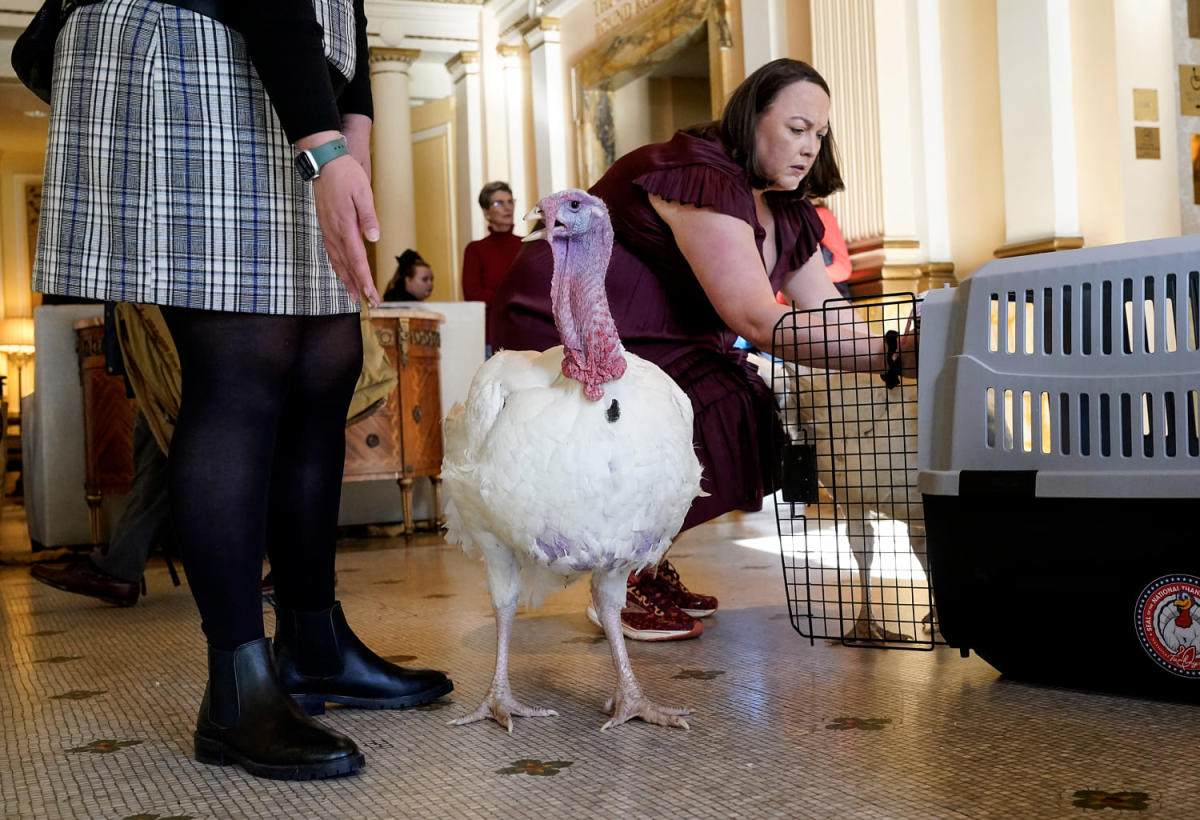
[240,0,342,143]
[337,0,373,120]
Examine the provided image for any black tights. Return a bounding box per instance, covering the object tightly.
[162,308,362,650]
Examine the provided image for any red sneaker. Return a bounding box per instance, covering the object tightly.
[651,559,718,618]
[585,571,702,641]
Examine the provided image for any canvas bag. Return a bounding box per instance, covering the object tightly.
[113,303,397,454]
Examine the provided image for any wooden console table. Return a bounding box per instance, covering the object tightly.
[342,307,445,534]
[74,307,445,544]
[74,318,137,545]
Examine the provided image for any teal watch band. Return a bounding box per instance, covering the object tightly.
[295,135,349,181]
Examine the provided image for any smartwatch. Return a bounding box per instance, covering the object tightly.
[295,135,349,181]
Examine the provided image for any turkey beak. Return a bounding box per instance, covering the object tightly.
[522,205,546,243]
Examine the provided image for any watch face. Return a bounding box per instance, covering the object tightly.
[295,152,319,181]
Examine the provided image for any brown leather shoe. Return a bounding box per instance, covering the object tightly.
[30,559,140,607]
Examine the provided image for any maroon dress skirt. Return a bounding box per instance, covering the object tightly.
[490,131,823,531]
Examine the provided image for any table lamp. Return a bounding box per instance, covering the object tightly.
[0,317,36,410]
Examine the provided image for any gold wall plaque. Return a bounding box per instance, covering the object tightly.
[1181,66,1200,115]
[1133,88,1158,122]
[1134,127,1160,159]
[1191,0,1200,38]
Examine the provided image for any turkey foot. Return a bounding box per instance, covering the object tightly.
[601,687,691,731]
[843,604,911,642]
[591,572,692,731]
[449,689,558,733]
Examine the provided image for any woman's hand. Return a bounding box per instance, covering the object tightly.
[298,130,381,307]
[342,113,372,179]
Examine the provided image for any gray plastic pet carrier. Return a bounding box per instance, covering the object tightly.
[918,234,1200,699]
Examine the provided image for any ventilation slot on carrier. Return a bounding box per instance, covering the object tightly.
[1059,393,1071,455]
[1190,271,1200,351]
[1189,389,1200,457]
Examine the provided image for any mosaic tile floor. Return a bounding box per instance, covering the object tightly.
[1,503,1194,819]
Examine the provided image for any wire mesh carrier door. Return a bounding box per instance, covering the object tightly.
[770,293,938,648]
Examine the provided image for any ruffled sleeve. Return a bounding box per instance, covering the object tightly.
[768,194,825,280]
[633,162,750,221]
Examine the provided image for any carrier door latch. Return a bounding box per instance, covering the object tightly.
[781,440,819,504]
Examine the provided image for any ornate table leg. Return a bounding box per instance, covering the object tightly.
[431,475,445,527]
[398,476,415,537]
[85,491,103,546]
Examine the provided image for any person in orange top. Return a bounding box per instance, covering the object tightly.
[813,198,852,298]
[776,198,851,306]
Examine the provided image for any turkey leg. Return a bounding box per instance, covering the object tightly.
[449,551,558,732]
[591,571,692,731]
[843,511,911,642]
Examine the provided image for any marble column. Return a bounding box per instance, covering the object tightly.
[448,50,486,252]
[499,44,531,209]
[369,47,420,289]
[994,0,1083,257]
[524,17,568,198]
[811,0,955,295]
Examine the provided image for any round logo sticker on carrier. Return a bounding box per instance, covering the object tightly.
[1135,574,1200,678]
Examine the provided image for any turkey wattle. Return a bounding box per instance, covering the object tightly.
[441,189,703,731]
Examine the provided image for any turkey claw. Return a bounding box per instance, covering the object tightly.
[449,697,558,732]
[843,614,911,643]
[600,695,692,731]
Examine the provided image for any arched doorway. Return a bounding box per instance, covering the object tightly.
[572,0,737,187]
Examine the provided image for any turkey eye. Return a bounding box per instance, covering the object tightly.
[569,200,580,210]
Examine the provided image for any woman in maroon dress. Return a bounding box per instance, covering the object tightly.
[491,59,905,641]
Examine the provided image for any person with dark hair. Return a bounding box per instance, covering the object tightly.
[491,58,912,642]
[31,0,450,781]
[462,181,522,346]
[383,249,435,301]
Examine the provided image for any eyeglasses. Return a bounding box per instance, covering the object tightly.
[489,199,514,209]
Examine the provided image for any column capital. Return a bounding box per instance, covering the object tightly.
[370,47,421,71]
[497,43,522,60]
[521,16,561,49]
[446,50,481,82]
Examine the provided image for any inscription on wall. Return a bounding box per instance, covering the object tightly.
[1135,127,1161,160]
[594,0,664,37]
[1179,65,1200,116]
[1133,88,1158,122]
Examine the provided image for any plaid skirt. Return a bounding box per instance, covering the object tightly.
[34,0,359,315]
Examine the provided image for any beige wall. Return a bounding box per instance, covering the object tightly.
[939,0,1005,279]
[1109,0,1180,241]
[1070,0,1125,248]
[561,4,598,190]
[410,98,459,303]
[516,50,538,215]
[0,151,44,319]
[660,76,712,133]
[786,0,813,64]
[613,75,712,159]
[0,149,45,397]
[613,75,654,160]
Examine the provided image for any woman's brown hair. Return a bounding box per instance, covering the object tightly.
[698,58,844,197]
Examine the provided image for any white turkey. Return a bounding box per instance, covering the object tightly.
[441,189,703,732]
